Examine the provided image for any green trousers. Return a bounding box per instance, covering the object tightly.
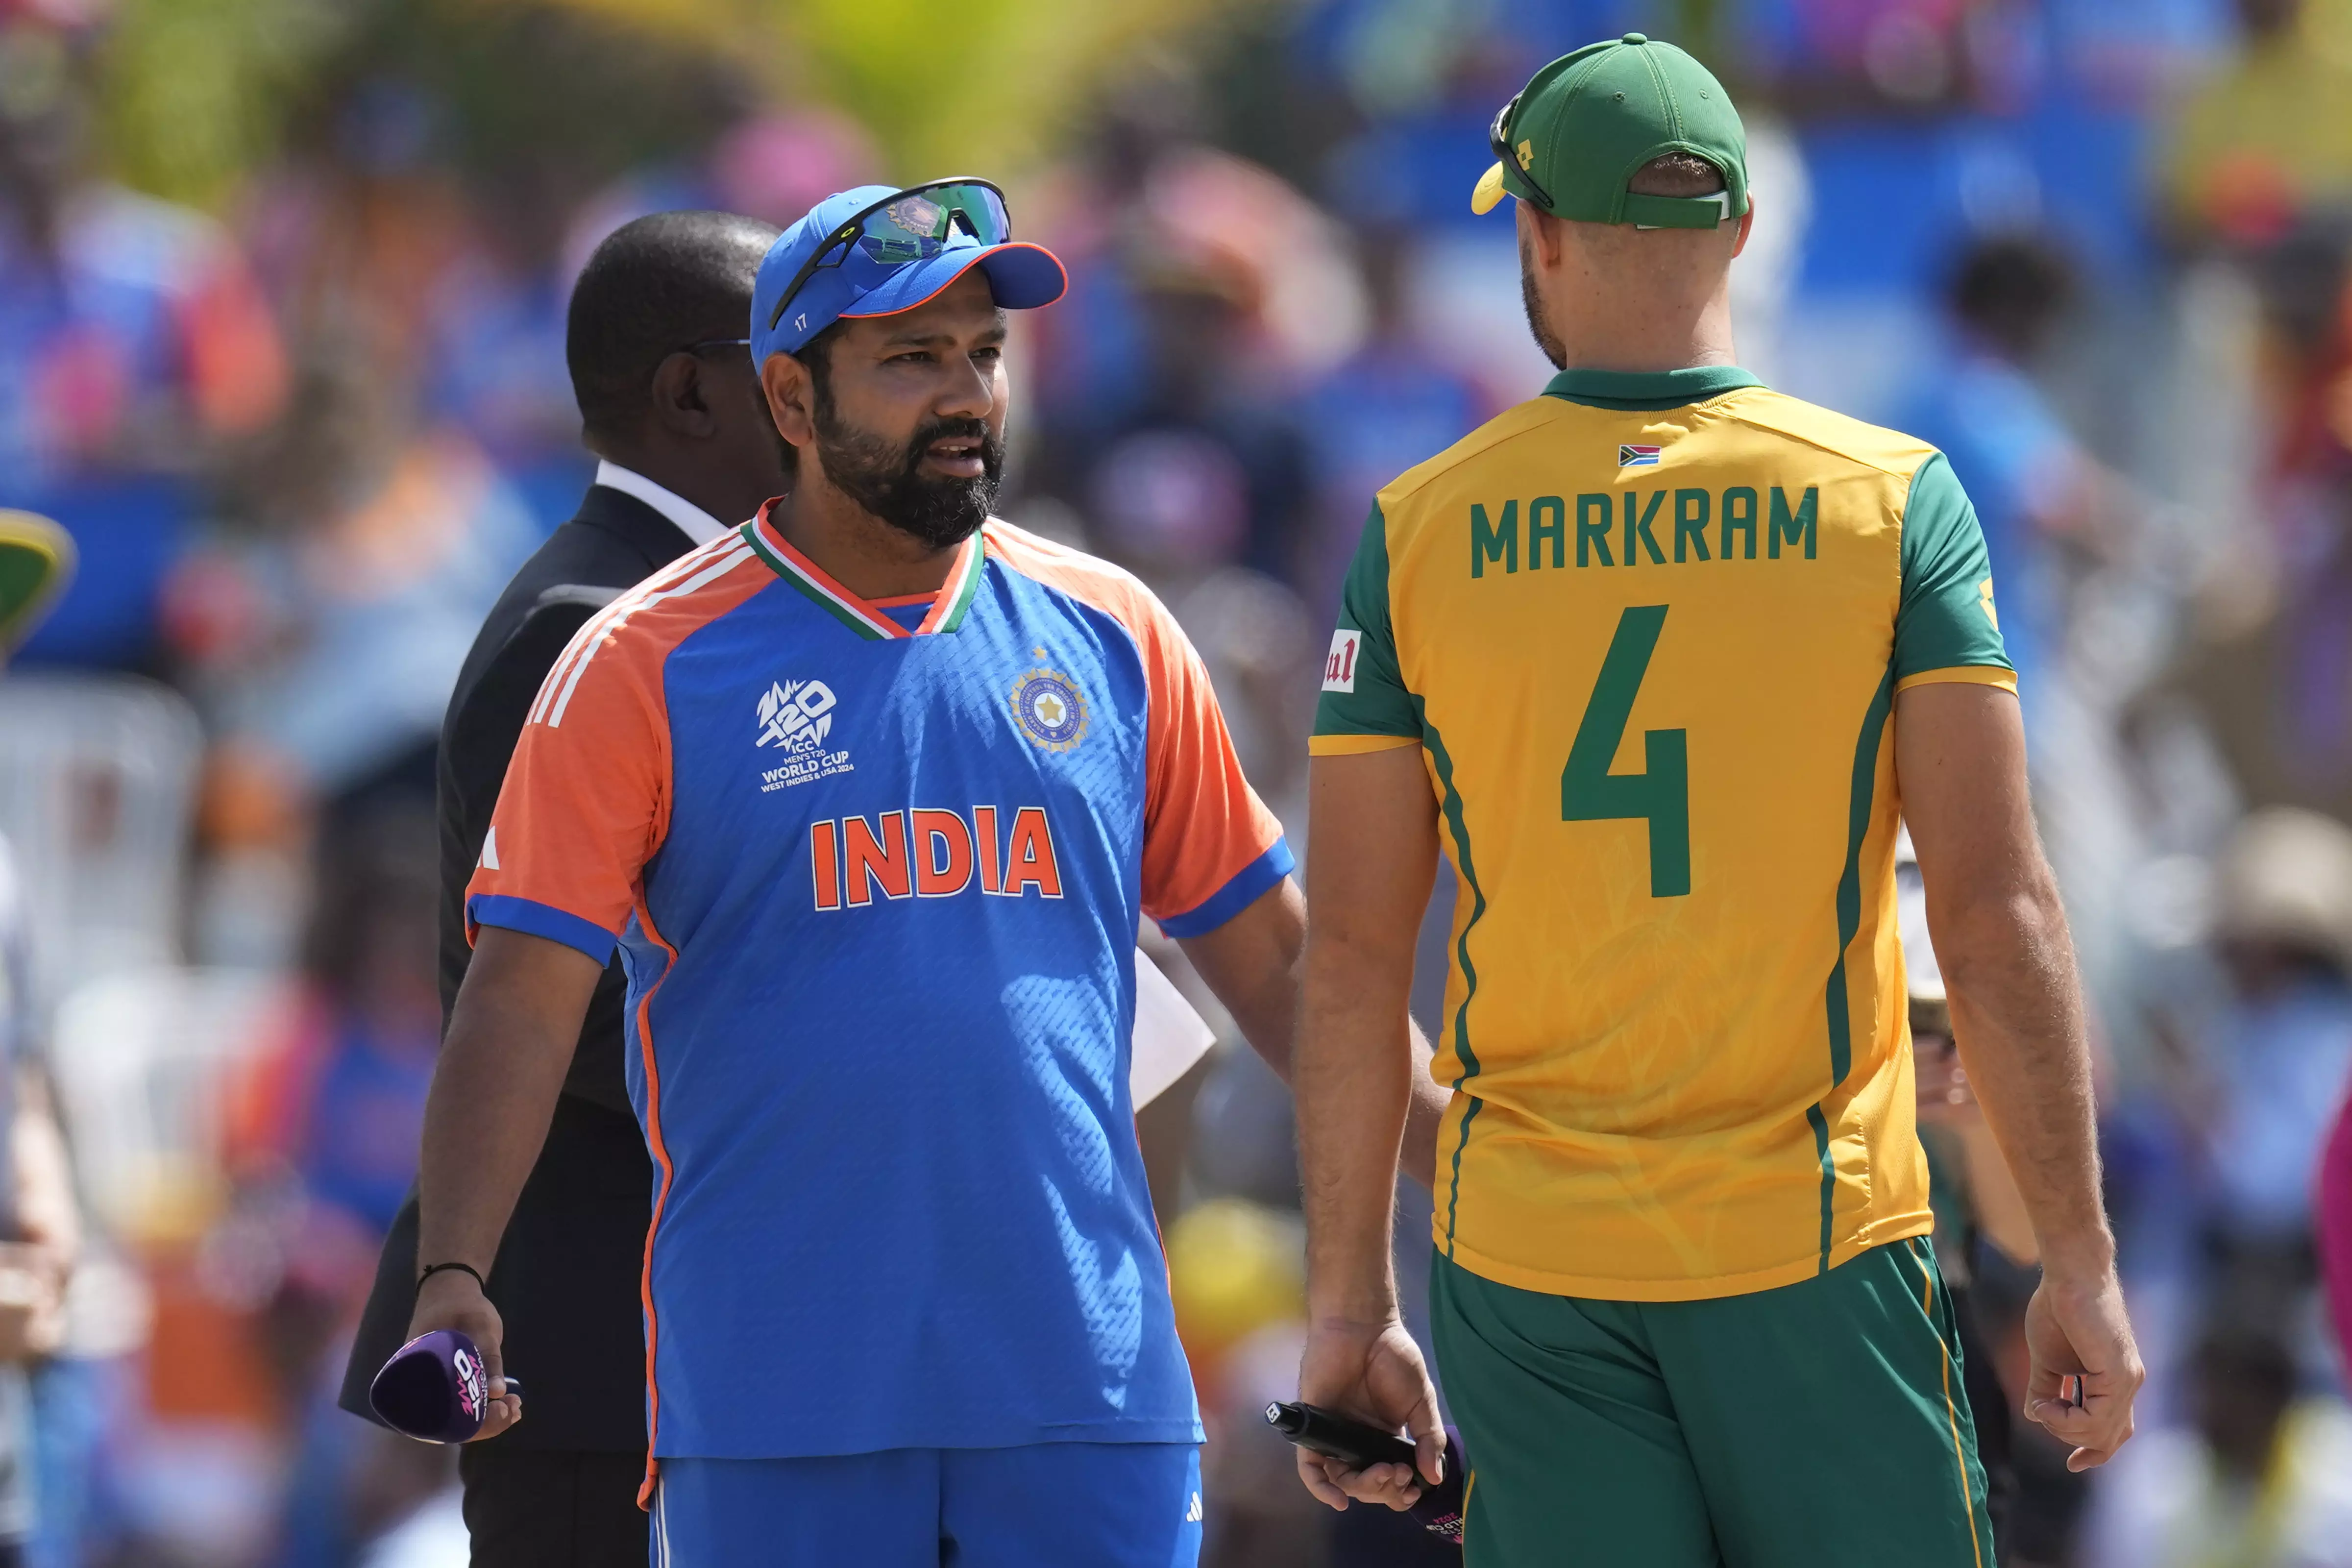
[1430,1238,1994,1568]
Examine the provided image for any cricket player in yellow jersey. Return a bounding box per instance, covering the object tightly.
[1288,34,2143,1567]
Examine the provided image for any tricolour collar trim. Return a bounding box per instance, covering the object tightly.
[738,504,985,641]
[926,531,986,635]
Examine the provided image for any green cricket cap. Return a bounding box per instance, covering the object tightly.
[0,511,72,654]
[1471,33,1749,230]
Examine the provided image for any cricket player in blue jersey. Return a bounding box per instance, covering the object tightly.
[404,181,1450,1565]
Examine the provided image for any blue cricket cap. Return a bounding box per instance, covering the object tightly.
[750,183,1068,366]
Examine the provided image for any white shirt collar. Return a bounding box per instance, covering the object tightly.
[592,460,732,547]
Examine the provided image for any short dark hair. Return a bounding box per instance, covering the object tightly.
[566,210,781,446]
[791,319,845,404]
[1627,153,1726,198]
[758,320,849,476]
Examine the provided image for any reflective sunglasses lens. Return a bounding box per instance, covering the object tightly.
[772,182,1015,330]
[851,183,1010,266]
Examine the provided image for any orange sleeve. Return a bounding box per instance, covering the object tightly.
[984,523,1291,936]
[1129,594,1293,934]
[464,606,674,960]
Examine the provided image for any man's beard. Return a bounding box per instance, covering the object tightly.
[812,383,1004,551]
[1519,231,1567,371]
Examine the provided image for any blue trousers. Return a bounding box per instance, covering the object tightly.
[650,1443,1202,1567]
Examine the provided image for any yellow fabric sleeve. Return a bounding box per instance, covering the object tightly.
[1893,665,2018,695]
[1308,733,1422,756]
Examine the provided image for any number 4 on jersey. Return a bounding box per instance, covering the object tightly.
[1562,605,1690,897]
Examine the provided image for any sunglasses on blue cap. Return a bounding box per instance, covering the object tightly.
[766,178,1015,335]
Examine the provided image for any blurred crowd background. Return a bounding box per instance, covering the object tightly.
[2,0,2352,1563]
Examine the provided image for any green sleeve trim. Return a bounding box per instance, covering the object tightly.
[1417,698,1488,1256]
[1812,660,1895,1274]
[1313,503,1421,739]
[1893,454,2012,684]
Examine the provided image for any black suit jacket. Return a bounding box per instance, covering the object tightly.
[338,484,701,1452]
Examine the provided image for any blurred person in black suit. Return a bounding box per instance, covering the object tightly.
[338,209,787,1568]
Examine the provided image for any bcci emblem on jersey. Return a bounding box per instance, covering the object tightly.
[1010,669,1087,751]
[756,678,855,792]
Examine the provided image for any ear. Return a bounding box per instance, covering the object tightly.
[1518,199,1567,270]
[760,353,816,453]
[649,352,719,440]
[1730,195,1756,260]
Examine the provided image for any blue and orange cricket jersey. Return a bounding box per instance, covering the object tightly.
[466,506,1290,1472]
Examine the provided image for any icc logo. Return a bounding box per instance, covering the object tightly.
[758,679,838,754]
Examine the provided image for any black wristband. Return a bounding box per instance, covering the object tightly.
[417,1260,488,1295]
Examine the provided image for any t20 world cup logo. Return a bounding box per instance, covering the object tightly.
[451,1343,486,1422]
[757,679,839,754]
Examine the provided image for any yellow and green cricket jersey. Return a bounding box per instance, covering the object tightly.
[1312,365,2013,1302]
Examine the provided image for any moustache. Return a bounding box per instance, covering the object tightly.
[907,416,1001,472]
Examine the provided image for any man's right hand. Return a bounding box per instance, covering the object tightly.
[2021,1263,2141,1471]
[1294,1318,1445,1514]
[406,1268,522,1442]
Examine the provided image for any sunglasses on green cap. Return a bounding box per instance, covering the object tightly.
[1487,90,1556,211]
[1472,33,1750,231]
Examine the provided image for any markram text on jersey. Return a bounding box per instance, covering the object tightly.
[1468,486,1818,577]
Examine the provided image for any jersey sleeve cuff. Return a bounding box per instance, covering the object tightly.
[466,893,619,963]
[1893,666,2017,695]
[1309,733,1421,756]
[1155,837,1296,939]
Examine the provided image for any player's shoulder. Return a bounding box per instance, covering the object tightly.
[1373,396,1566,516]
[533,530,770,719]
[594,527,768,642]
[984,519,1179,644]
[1709,388,1942,483]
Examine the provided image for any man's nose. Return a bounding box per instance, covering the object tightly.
[935,353,996,421]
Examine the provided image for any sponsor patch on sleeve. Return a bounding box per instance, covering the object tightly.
[1322,629,1361,693]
